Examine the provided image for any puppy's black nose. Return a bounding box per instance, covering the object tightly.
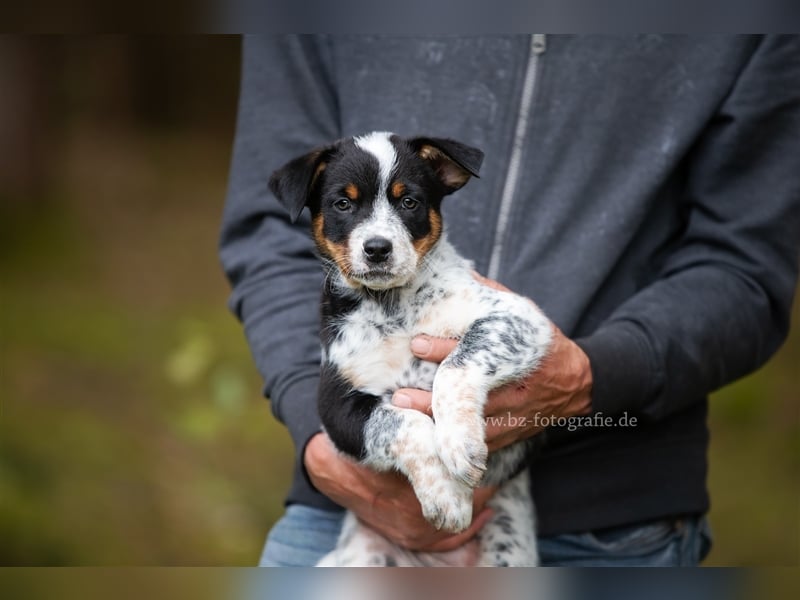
[363,237,393,263]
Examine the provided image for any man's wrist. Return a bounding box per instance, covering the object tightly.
[301,431,326,490]
[547,327,593,418]
[569,340,593,416]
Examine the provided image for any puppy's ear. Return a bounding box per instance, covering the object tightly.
[409,137,484,194]
[269,145,333,223]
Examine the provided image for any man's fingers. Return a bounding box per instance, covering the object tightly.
[392,388,433,415]
[421,507,494,553]
[473,485,499,511]
[410,335,458,362]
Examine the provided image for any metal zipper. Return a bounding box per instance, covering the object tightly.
[487,33,546,281]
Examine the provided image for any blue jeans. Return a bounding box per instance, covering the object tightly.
[259,505,712,567]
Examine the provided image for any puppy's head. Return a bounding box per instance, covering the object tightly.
[269,132,483,290]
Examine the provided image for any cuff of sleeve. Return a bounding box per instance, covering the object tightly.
[271,374,324,488]
[574,322,660,417]
[273,374,344,511]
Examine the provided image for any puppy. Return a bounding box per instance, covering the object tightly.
[269,132,552,566]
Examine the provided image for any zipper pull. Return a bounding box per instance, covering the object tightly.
[533,34,546,55]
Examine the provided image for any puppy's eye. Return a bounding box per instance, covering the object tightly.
[401,197,419,210]
[333,198,352,211]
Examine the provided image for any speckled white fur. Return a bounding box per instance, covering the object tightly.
[320,234,552,566]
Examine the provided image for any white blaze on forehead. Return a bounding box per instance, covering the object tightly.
[349,192,415,288]
[348,132,416,288]
[354,131,397,188]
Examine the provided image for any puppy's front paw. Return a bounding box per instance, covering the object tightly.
[435,418,488,488]
[417,476,473,533]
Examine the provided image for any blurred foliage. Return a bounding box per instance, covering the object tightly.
[706,321,800,565]
[0,569,238,599]
[0,36,294,566]
[0,36,798,567]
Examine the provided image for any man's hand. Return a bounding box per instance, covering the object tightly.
[392,273,593,451]
[303,432,496,556]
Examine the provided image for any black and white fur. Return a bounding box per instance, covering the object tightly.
[270,132,552,566]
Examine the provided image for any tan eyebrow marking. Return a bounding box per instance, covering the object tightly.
[391,181,406,198]
[344,183,359,200]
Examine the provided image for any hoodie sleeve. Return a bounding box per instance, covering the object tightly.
[576,35,800,421]
[219,36,340,483]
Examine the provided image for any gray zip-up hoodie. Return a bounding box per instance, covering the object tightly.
[220,35,800,535]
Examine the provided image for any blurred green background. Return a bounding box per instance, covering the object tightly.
[0,36,797,566]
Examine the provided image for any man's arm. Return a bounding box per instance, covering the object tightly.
[576,35,800,422]
[220,35,341,495]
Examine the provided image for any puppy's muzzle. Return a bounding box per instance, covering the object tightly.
[363,237,393,264]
